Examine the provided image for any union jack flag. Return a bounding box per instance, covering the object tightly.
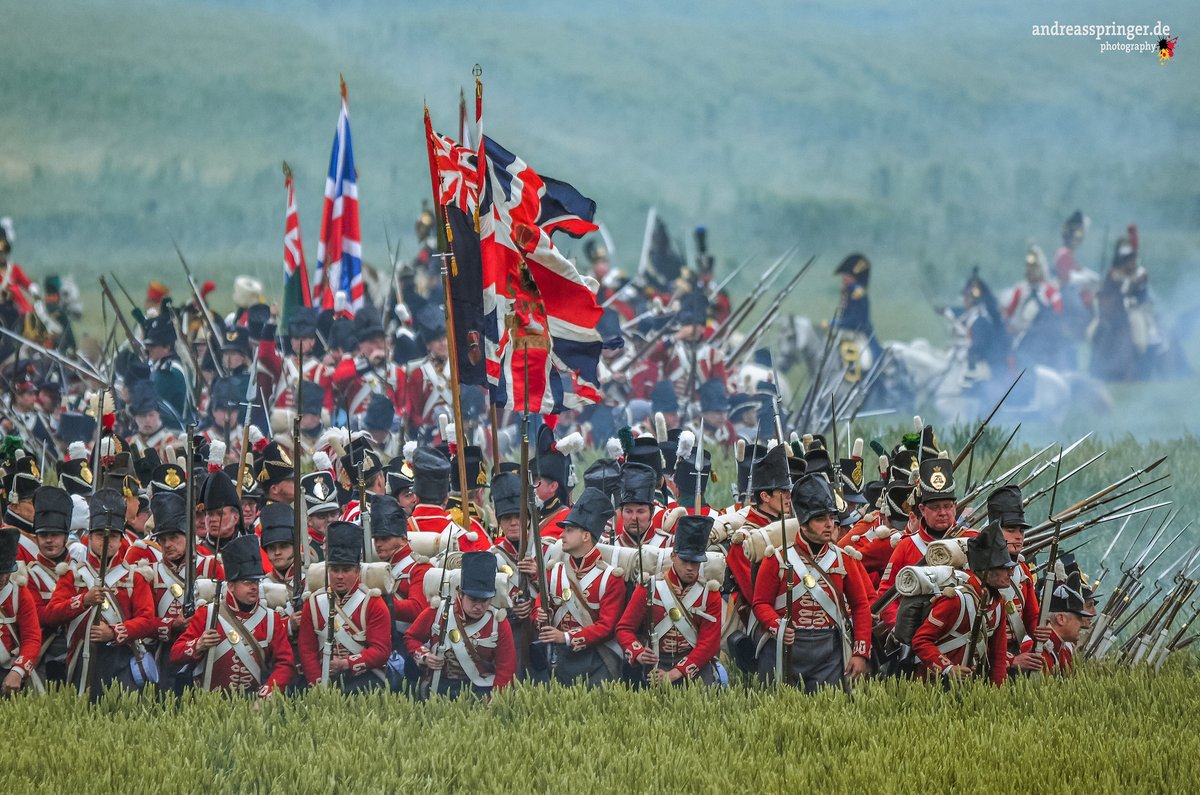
[311,79,364,314]
[280,162,311,328]
[478,134,603,414]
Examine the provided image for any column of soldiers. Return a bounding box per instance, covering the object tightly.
[0,235,1133,701]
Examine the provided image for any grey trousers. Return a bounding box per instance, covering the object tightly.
[757,628,844,694]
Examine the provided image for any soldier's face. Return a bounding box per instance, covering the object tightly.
[228,579,259,606]
[36,390,59,412]
[984,566,1014,590]
[672,555,701,586]
[1053,611,1088,644]
[223,351,248,371]
[397,491,418,514]
[36,532,67,559]
[205,507,239,539]
[308,510,337,537]
[799,514,838,545]
[498,514,521,545]
[757,489,788,516]
[372,536,404,561]
[429,337,449,359]
[268,480,295,504]
[240,500,259,528]
[160,532,187,563]
[534,478,558,503]
[359,336,387,366]
[13,390,36,411]
[1001,526,1025,556]
[459,591,490,621]
[328,564,359,595]
[919,499,957,533]
[264,543,293,574]
[621,504,652,537]
[135,411,161,435]
[291,337,315,356]
[88,532,120,560]
[560,525,591,556]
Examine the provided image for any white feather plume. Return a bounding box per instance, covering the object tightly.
[246,425,265,447]
[208,440,226,468]
[67,441,88,461]
[735,438,747,462]
[312,451,333,472]
[445,423,457,445]
[675,430,695,463]
[605,437,623,459]
[913,415,923,432]
[394,303,411,323]
[403,441,417,464]
[653,412,667,443]
[70,494,89,532]
[333,291,348,314]
[317,427,349,457]
[789,432,800,445]
[852,438,863,458]
[555,432,585,457]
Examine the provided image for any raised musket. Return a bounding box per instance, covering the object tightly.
[0,326,106,384]
[950,369,1026,470]
[291,414,305,612]
[1030,446,1065,674]
[170,232,228,379]
[183,424,198,617]
[98,275,147,360]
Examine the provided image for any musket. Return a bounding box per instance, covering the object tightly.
[291,414,305,612]
[233,346,262,499]
[1091,513,1135,593]
[1021,451,1106,511]
[711,252,756,296]
[321,562,338,686]
[1015,433,1095,492]
[108,272,140,313]
[1024,497,1171,557]
[971,424,1021,493]
[515,361,534,671]
[86,522,113,702]
[183,424,198,617]
[1022,457,1169,539]
[796,304,842,432]
[692,418,705,514]
[725,307,782,370]
[169,231,228,378]
[1031,446,1065,671]
[951,369,1026,470]
[1024,480,1172,551]
[709,247,795,345]
[356,446,373,563]
[779,504,794,687]
[429,508,462,696]
[201,578,225,692]
[98,275,147,360]
[0,326,105,384]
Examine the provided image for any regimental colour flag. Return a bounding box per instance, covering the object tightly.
[311,79,364,315]
[281,161,311,329]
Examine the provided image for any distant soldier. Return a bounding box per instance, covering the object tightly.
[911,522,1014,686]
[832,253,882,367]
[408,447,489,553]
[1002,244,1067,371]
[0,527,42,694]
[536,488,622,687]
[43,489,157,692]
[1028,564,1094,675]
[141,305,193,427]
[1090,225,1162,381]
[613,463,670,550]
[331,306,408,419]
[953,269,1010,399]
[368,494,428,690]
[752,474,872,691]
[298,465,339,563]
[529,426,576,542]
[3,455,42,557]
[254,441,296,508]
[171,534,294,696]
[298,521,391,692]
[405,551,517,699]
[489,472,539,679]
[404,305,453,434]
[257,307,330,410]
[616,515,723,685]
[127,379,179,460]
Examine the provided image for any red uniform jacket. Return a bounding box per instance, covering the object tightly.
[1000,559,1040,663]
[1022,628,1073,675]
[25,552,68,618]
[404,599,516,690]
[752,540,873,659]
[170,592,294,695]
[403,356,451,430]
[386,544,432,632]
[542,546,624,651]
[912,573,1008,686]
[537,504,572,543]
[42,551,158,677]
[616,567,722,679]
[0,579,42,677]
[332,356,408,417]
[139,555,222,641]
[837,513,895,591]
[298,584,391,686]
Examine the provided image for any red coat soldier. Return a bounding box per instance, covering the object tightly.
[26,487,74,682]
[986,485,1048,675]
[405,551,516,699]
[331,306,409,418]
[171,534,294,695]
[752,474,873,691]
[0,528,41,694]
[407,446,491,552]
[42,489,157,692]
[403,305,452,432]
[299,521,392,692]
[368,495,429,689]
[911,522,1014,686]
[535,488,623,686]
[617,515,723,685]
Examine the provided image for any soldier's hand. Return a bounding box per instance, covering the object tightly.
[1,670,23,695]
[648,666,680,685]
[945,665,974,682]
[774,623,795,646]
[1031,626,1052,644]
[636,649,658,666]
[516,558,538,578]
[532,606,547,625]
[82,587,109,607]
[423,652,445,671]
[538,626,566,645]
[845,655,869,681]
[512,598,533,620]
[1012,652,1046,672]
[195,628,222,650]
[329,657,350,674]
[90,621,115,643]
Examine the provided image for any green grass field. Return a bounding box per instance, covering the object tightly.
[2,664,1195,793]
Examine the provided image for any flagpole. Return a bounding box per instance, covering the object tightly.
[424,106,473,532]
